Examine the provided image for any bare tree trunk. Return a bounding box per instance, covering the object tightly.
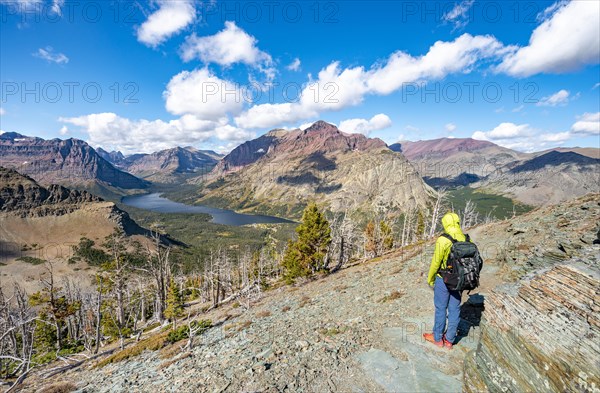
[94,279,102,354]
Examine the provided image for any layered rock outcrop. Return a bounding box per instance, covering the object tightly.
[461,194,600,392]
[464,248,600,392]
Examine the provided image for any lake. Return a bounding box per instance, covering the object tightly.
[121,193,294,226]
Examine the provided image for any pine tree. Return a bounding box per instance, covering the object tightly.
[164,277,184,328]
[282,203,332,283]
[380,220,394,251]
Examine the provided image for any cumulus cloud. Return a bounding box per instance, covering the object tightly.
[59,113,255,155]
[286,58,301,72]
[496,1,600,77]
[33,47,68,64]
[163,68,244,121]
[180,21,269,65]
[180,21,275,83]
[571,112,600,136]
[443,0,475,30]
[472,115,600,152]
[137,0,196,47]
[235,33,508,129]
[472,122,573,152]
[59,125,68,135]
[536,89,570,107]
[338,114,392,136]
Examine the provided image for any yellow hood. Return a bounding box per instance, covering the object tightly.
[441,212,465,241]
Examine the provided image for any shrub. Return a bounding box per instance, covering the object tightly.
[165,319,212,344]
[16,256,45,265]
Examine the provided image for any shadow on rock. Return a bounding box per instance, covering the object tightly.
[456,293,485,344]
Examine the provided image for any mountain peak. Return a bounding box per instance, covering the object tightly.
[305,121,338,133]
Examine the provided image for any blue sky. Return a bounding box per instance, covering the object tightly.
[0,0,599,154]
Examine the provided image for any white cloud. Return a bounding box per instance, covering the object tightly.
[0,107,5,116]
[235,33,508,129]
[163,68,244,121]
[136,0,196,48]
[497,1,600,76]
[512,105,524,113]
[33,47,68,64]
[473,122,533,141]
[404,125,420,132]
[445,123,457,133]
[287,58,301,72]
[181,21,275,82]
[571,112,600,136]
[536,89,570,107]
[59,113,255,155]
[593,83,600,90]
[59,125,68,135]
[443,0,475,30]
[471,118,598,152]
[181,21,271,65]
[338,114,392,136]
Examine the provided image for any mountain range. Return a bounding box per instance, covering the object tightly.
[98,146,223,183]
[0,125,597,213]
[0,132,148,199]
[195,121,435,217]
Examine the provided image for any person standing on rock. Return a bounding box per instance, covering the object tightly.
[423,212,465,349]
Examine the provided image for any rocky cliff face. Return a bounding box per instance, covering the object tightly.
[0,166,144,235]
[212,130,285,174]
[198,121,434,217]
[0,166,101,216]
[0,133,147,190]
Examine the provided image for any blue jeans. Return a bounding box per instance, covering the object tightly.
[433,276,462,343]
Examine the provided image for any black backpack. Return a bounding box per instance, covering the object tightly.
[439,233,483,292]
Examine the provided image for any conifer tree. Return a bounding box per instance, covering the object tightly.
[282,203,332,283]
[164,277,184,328]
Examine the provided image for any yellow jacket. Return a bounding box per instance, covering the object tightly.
[427,212,466,286]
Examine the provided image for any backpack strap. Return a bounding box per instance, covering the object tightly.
[441,233,457,243]
[442,233,471,242]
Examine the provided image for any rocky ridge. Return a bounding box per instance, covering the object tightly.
[476,151,600,206]
[0,166,144,233]
[0,133,147,191]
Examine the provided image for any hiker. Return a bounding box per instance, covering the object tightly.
[423,212,482,349]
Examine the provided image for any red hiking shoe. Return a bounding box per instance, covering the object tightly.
[423,333,443,347]
[443,335,454,349]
